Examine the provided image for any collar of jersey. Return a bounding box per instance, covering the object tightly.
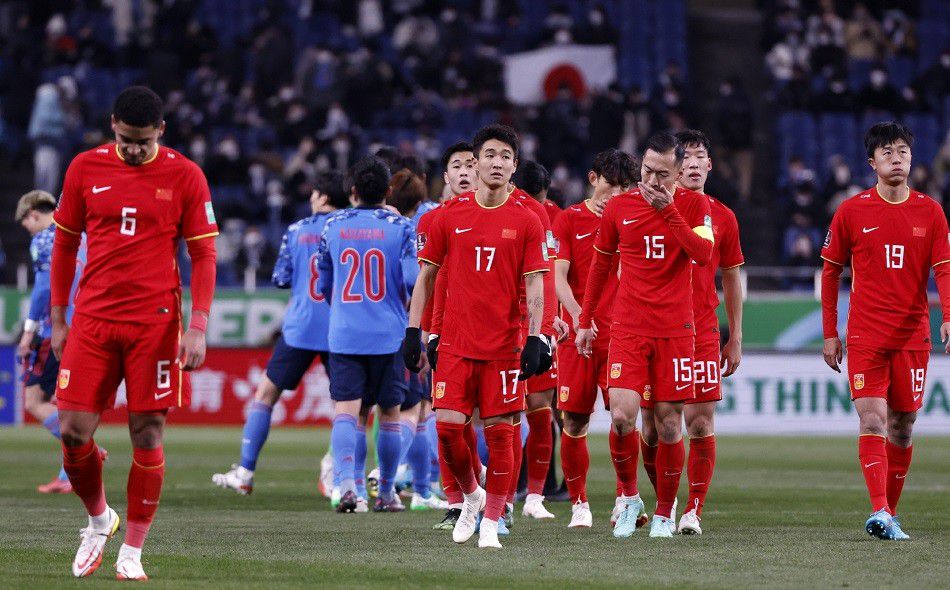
[474,190,509,209]
[873,184,910,205]
[114,144,160,166]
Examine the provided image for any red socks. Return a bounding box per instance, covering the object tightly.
[686,435,716,516]
[438,452,463,506]
[525,407,553,495]
[125,446,166,548]
[655,439,685,519]
[483,423,514,521]
[858,434,889,513]
[640,437,658,493]
[560,431,589,503]
[885,440,912,515]
[507,421,523,503]
[463,421,483,483]
[62,439,107,517]
[437,422,477,495]
[609,428,640,497]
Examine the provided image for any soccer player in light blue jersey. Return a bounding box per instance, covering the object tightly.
[212,172,349,497]
[318,156,419,513]
[16,190,92,494]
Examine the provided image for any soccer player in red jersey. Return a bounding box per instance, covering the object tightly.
[50,87,218,579]
[638,130,745,535]
[821,122,950,541]
[576,132,713,539]
[518,159,562,224]
[404,124,549,549]
[554,148,637,529]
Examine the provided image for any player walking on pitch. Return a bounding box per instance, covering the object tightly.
[404,124,548,548]
[51,86,218,580]
[576,132,714,538]
[821,122,950,541]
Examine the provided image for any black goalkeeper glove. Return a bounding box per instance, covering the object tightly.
[426,334,440,373]
[519,335,545,381]
[536,335,553,374]
[402,327,423,373]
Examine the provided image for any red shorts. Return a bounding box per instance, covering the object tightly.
[432,352,526,419]
[556,337,609,414]
[605,332,695,408]
[847,346,929,413]
[526,357,557,394]
[689,337,722,404]
[56,313,189,414]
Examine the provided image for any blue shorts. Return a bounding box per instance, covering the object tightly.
[22,337,59,399]
[401,371,431,411]
[265,335,329,391]
[329,352,406,409]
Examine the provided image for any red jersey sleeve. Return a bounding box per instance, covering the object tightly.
[182,163,220,241]
[53,154,87,235]
[593,198,620,255]
[821,206,852,266]
[552,209,572,261]
[930,205,950,268]
[419,208,447,266]
[719,208,745,269]
[428,266,448,335]
[522,215,549,275]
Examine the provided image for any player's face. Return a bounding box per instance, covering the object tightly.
[111,117,165,166]
[869,140,911,185]
[20,211,41,235]
[679,144,711,192]
[443,151,475,195]
[588,172,627,201]
[641,149,681,193]
[476,140,517,190]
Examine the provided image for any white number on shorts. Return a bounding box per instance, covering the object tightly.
[693,360,719,385]
[644,235,665,259]
[910,368,925,393]
[157,360,171,389]
[499,369,519,396]
[475,246,496,271]
[885,244,904,269]
[120,207,137,236]
[672,357,693,383]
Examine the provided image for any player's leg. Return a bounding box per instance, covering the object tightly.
[523,387,555,519]
[464,414,486,485]
[24,379,71,492]
[607,386,644,537]
[327,353,366,512]
[639,406,658,494]
[557,341,598,528]
[409,399,445,510]
[652,401,685,537]
[680,401,716,534]
[353,409,369,511]
[369,352,409,511]
[397,373,423,498]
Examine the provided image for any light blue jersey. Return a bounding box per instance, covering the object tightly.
[317,206,418,355]
[28,225,83,338]
[410,200,440,230]
[272,213,333,351]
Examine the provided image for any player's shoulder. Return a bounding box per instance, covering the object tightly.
[707,195,738,221]
[441,193,474,211]
[289,212,329,233]
[675,186,708,206]
[910,189,943,211]
[837,188,875,212]
[375,207,413,230]
[159,146,203,174]
[322,208,354,230]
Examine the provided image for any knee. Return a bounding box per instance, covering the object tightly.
[687,415,714,438]
[22,394,40,416]
[640,423,658,446]
[254,380,281,405]
[563,413,589,437]
[657,415,682,444]
[610,407,635,432]
[858,414,886,436]
[60,428,90,448]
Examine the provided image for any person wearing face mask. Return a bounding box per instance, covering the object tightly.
[810,76,855,112]
[857,67,906,114]
[577,4,617,46]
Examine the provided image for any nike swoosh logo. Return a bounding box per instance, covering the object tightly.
[142,499,160,505]
[455,227,473,234]
[576,232,593,239]
[91,185,111,194]
[622,218,638,225]
[895,474,906,479]
[862,227,879,233]
[664,471,681,476]
[676,384,691,391]
[154,390,172,400]
[566,475,581,482]
[701,386,717,393]
[491,471,509,476]
[613,456,631,463]
[864,462,880,468]
[502,396,519,404]
[691,482,704,487]
[913,394,921,401]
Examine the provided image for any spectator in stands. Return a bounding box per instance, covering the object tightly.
[777,64,812,110]
[934,130,950,200]
[714,78,754,200]
[588,84,626,157]
[844,3,885,60]
[911,50,949,111]
[822,156,860,215]
[882,10,917,57]
[804,0,844,49]
[576,4,617,46]
[27,84,66,194]
[541,3,575,45]
[620,85,651,155]
[910,164,938,199]
[809,76,854,112]
[778,156,817,201]
[808,26,847,79]
[766,31,810,81]
[857,66,906,114]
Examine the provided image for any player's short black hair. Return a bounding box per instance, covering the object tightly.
[644,131,685,165]
[395,153,427,179]
[472,124,519,159]
[373,145,399,171]
[864,121,914,159]
[441,141,473,171]
[314,170,349,210]
[675,129,711,153]
[112,86,164,128]
[591,148,639,188]
[349,156,391,204]
[516,160,550,197]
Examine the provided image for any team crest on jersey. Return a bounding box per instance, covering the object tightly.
[559,386,570,403]
[610,363,622,379]
[853,374,865,391]
[912,227,926,237]
[416,232,427,253]
[435,382,446,399]
[58,369,70,390]
[823,230,832,248]
[502,228,517,239]
[155,188,172,201]
[642,385,652,401]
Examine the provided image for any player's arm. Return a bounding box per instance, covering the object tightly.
[20,265,49,359]
[271,225,296,289]
[50,156,87,360]
[930,209,950,353]
[721,266,743,376]
[404,214,446,371]
[316,231,334,304]
[400,226,420,298]
[179,165,219,370]
[555,260,581,330]
[641,184,713,265]
[820,209,852,371]
[577,204,618,356]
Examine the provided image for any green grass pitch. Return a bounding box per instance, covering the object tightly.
[1,426,948,589]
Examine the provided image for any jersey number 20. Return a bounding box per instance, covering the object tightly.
[341,248,386,303]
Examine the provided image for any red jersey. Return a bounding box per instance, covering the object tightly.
[552,200,619,332]
[821,187,950,350]
[592,187,712,338]
[415,203,445,333]
[419,193,548,360]
[54,144,219,324]
[692,196,744,342]
[512,187,557,335]
[542,199,562,224]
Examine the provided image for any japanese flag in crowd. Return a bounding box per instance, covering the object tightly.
[503,44,617,105]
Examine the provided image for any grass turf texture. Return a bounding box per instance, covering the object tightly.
[1,427,948,589]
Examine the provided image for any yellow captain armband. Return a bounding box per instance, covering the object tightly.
[692,225,714,242]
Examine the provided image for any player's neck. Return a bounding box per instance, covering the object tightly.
[475,186,509,208]
[875,181,909,204]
